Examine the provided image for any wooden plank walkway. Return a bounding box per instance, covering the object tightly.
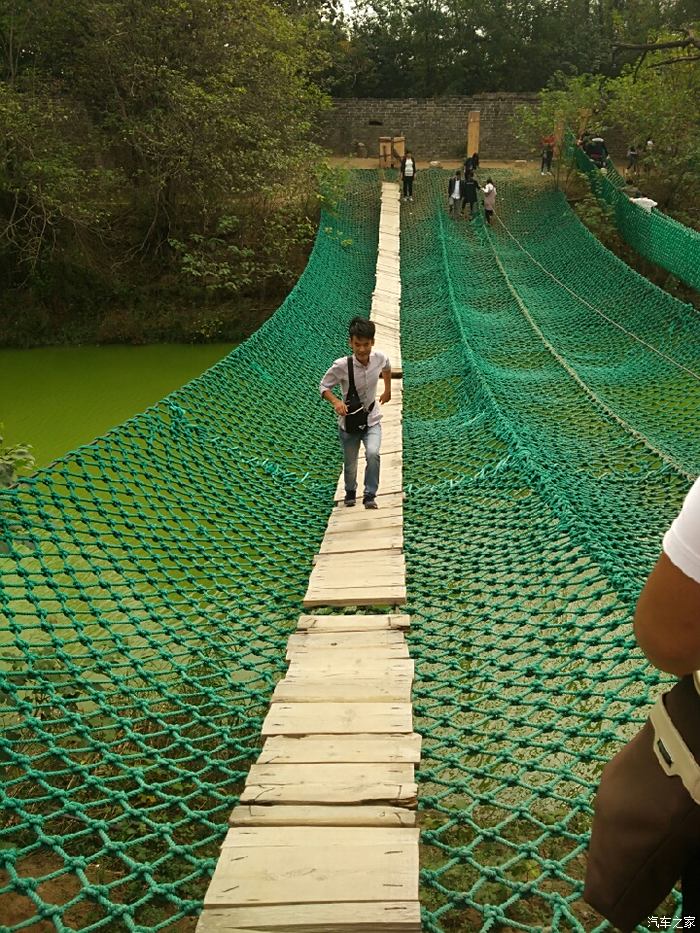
[196,181,420,932]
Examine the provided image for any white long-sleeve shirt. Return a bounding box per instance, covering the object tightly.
[320,351,391,430]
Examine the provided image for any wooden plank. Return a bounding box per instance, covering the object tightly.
[262,702,412,736]
[245,763,413,788]
[325,514,404,536]
[220,826,419,847]
[286,643,409,665]
[304,551,406,604]
[318,529,403,554]
[334,473,403,499]
[329,480,403,502]
[272,677,411,703]
[228,804,416,827]
[204,844,418,906]
[287,631,406,650]
[196,901,422,932]
[311,550,404,573]
[239,781,417,807]
[285,659,413,679]
[257,733,422,764]
[302,588,407,609]
[296,614,410,632]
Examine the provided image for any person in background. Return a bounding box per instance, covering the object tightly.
[626,144,639,175]
[644,137,654,173]
[448,170,463,216]
[541,141,554,175]
[481,178,497,225]
[462,172,479,218]
[584,135,608,169]
[464,154,474,175]
[471,152,480,171]
[400,150,416,201]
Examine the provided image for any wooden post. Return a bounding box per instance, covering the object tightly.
[379,137,392,169]
[467,111,481,158]
[391,136,405,168]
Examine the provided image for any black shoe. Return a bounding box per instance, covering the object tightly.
[363,497,378,510]
[344,492,356,507]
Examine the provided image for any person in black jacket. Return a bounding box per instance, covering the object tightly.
[584,136,608,169]
[461,174,479,217]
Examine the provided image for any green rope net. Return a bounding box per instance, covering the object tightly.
[403,168,699,930]
[2,167,700,931]
[0,172,380,930]
[566,136,700,290]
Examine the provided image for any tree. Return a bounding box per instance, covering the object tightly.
[0,0,330,312]
[605,36,700,213]
[513,72,607,151]
[327,0,696,97]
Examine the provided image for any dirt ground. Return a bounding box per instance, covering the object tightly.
[328,154,538,172]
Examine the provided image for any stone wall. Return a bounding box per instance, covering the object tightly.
[320,93,542,160]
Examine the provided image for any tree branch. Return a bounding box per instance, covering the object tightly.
[648,54,700,68]
[613,28,700,58]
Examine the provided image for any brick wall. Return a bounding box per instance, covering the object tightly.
[320,93,542,160]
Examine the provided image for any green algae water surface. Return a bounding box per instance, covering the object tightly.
[0,343,234,470]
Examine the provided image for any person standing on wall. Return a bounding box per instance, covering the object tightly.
[401,150,416,202]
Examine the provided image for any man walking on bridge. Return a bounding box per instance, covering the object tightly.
[320,317,392,510]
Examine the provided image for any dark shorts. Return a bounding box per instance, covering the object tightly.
[585,677,700,930]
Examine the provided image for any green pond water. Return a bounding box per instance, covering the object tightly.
[0,343,235,470]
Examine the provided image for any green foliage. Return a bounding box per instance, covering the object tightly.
[325,0,694,97]
[512,31,700,220]
[0,0,330,343]
[513,73,607,152]
[0,423,34,486]
[605,38,700,212]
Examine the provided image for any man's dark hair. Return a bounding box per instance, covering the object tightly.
[348,316,375,339]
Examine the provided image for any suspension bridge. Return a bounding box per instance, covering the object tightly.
[1,165,699,931]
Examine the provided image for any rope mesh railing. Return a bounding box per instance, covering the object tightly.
[0,171,380,930]
[567,136,700,290]
[399,169,699,930]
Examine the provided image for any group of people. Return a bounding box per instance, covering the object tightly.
[400,150,496,224]
[447,167,497,224]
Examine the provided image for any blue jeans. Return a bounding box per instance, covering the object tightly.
[339,423,381,499]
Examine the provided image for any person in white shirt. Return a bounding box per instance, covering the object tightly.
[320,317,392,509]
[447,171,463,216]
[400,151,416,201]
[481,179,497,225]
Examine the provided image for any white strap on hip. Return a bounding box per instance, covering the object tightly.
[650,693,700,806]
